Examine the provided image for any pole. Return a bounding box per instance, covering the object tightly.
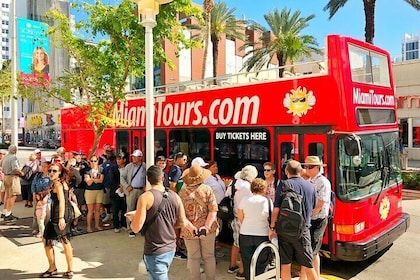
[142,18,156,174]
[10,0,18,146]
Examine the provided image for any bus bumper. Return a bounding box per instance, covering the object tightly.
[335,212,410,261]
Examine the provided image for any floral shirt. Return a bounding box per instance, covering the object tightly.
[178,183,219,239]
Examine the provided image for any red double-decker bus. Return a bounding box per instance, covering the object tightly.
[61,35,409,261]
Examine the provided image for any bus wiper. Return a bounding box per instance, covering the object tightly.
[374,166,389,205]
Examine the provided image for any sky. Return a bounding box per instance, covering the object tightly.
[72,0,420,58]
[209,0,420,58]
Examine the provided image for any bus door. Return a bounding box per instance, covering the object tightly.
[130,130,142,152]
[276,126,331,180]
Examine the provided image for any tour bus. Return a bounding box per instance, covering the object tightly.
[61,35,410,261]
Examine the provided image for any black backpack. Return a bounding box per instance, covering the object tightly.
[217,179,236,222]
[276,180,306,240]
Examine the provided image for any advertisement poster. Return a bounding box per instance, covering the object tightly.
[17,18,50,84]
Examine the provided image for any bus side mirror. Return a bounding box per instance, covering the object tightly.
[343,134,362,156]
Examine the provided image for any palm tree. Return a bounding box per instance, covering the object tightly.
[209,2,246,78]
[324,0,420,44]
[195,1,246,79]
[202,0,215,79]
[242,8,320,77]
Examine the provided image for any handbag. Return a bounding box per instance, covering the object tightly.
[217,179,236,221]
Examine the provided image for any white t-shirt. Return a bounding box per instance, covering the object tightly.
[239,194,272,236]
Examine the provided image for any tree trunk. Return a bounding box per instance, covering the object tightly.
[89,126,105,159]
[211,34,219,85]
[363,0,376,44]
[202,0,214,80]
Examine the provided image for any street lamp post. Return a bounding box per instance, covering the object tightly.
[130,0,173,176]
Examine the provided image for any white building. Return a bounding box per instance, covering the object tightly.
[401,32,419,61]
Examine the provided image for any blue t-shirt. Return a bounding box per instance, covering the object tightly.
[31,173,51,193]
[273,177,317,227]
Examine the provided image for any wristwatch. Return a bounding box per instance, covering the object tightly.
[270,227,275,231]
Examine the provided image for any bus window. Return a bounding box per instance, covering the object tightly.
[337,132,397,200]
[214,128,270,177]
[116,130,129,154]
[308,142,325,173]
[348,44,390,87]
[169,129,210,160]
[280,142,294,180]
[154,129,166,159]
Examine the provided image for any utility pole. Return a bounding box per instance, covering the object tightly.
[10,0,18,146]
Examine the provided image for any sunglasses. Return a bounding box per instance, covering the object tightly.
[304,165,316,170]
[90,160,98,162]
[48,169,59,173]
[264,169,272,172]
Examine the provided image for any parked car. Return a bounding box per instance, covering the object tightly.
[37,139,61,149]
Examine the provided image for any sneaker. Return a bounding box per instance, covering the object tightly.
[0,213,5,218]
[129,232,136,238]
[235,272,245,280]
[228,265,239,274]
[121,227,128,231]
[102,213,111,223]
[174,251,187,260]
[114,228,121,233]
[4,214,18,221]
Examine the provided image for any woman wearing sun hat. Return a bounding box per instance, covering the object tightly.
[178,164,219,280]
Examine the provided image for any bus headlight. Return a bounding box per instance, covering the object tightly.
[336,221,365,235]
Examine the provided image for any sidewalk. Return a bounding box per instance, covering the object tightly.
[0,201,236,280]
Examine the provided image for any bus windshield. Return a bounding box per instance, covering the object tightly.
[337,132,401,201]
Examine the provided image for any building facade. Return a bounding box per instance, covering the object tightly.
[401,32,419,61]
[394,59,420,160]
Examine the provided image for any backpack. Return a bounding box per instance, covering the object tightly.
[21,165,34,182]
[276,180,306,240]
[217,179,236,222]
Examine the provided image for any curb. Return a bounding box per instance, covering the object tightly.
[402,189,420,200]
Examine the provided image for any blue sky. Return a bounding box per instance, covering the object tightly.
[211,0,420,58]
[72,0,420,58]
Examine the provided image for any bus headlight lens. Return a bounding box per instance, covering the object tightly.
[337,221,365,235]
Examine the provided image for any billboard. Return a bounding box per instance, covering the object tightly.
[17,18,50,84]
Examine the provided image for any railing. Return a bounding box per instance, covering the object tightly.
[125,60,326,96]
[250,241,280,280]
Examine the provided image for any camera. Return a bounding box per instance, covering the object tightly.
[194,228,207,237]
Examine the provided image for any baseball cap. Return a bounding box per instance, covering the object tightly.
[131,150,143,157]
[34,149,41,154]
[72,150,83,155]
[191,157,208,167]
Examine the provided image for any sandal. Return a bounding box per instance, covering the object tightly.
[40,268,58,278]
[63,271,73,279]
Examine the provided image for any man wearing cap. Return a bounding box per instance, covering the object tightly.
[1,145,24,221]
[99,143,114,166]
[34,149,46,172]
[120,149,146,237]
[300,156,331,280]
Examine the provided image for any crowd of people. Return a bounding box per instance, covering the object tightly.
[0,143,331,280]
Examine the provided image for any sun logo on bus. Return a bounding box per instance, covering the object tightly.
[379,196,390,220]
[283,86,316,117]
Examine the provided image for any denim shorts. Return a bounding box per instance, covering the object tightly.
[143,249,175,280]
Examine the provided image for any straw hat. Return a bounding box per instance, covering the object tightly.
[302,156,326,166]
[181,164,211,186]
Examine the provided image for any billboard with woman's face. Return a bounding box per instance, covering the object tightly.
[17,18,50,84]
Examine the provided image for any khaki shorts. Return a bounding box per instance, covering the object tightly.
[4,175,22,197]
[0,180,4,192]
[84,189,104,204]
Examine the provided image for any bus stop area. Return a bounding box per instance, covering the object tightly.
[1,160,419,280]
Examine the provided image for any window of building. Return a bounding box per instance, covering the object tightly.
[2,29,8,34]
[1,37,8,42]
[1,20,8,25]
[2,46,8,51]
[405,51,419,60]
[2,3,10,8]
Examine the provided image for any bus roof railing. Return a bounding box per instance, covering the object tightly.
[125,59,326,96]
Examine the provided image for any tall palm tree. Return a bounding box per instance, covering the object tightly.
[202,0,215,79]
[324,0,420,44]
[242,8,320,77]
[209,2,246,78]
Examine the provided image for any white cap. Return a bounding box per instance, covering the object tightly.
[34,149,41,154]
[191,157,208,167]
[131,150,143,157]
